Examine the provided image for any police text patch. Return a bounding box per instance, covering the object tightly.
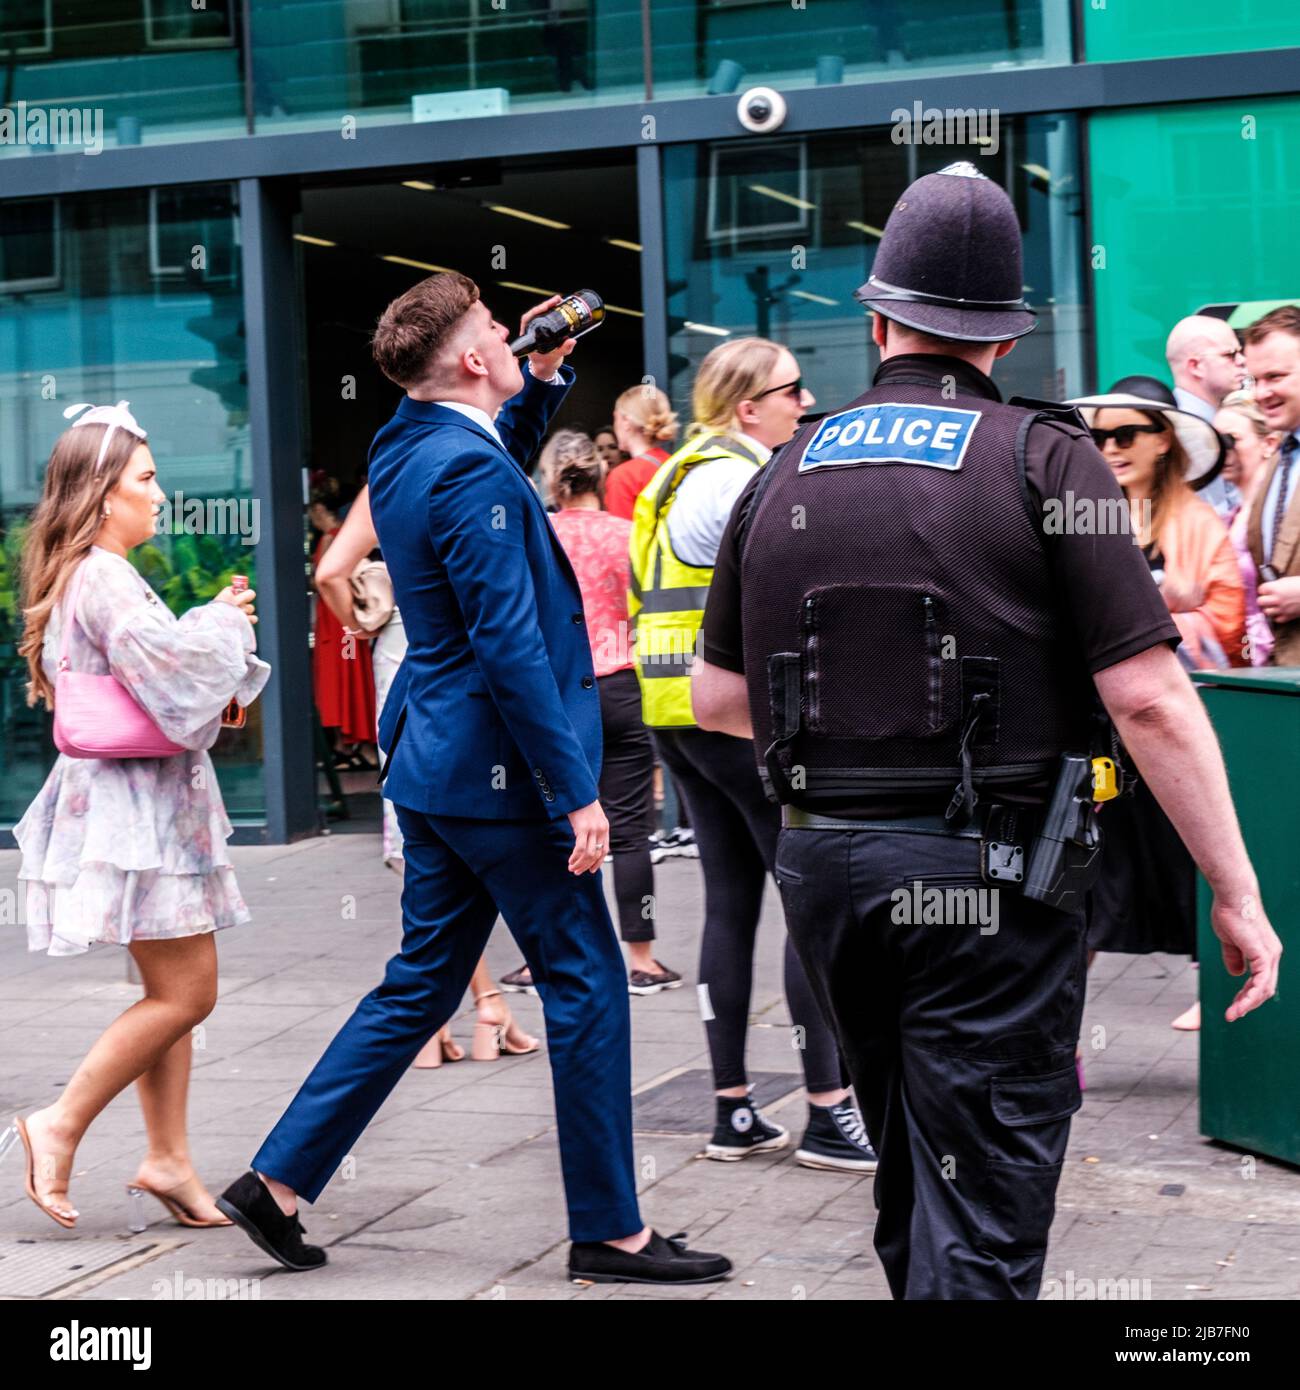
[798,402,982,472]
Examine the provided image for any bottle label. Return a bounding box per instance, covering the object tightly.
[558,297,592,331]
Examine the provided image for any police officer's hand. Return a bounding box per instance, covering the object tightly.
[1210,888,1282,1021]
[521,295,576,381]
[567,799,609,875]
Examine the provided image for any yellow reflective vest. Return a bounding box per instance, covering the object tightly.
[628,433,765,728]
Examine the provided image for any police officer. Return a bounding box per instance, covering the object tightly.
[691,161,1282,1299]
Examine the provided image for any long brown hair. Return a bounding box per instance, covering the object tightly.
[1137,412,1195,548]
[19,423,141,709]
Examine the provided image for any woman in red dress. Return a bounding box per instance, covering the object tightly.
[309,484,377,768]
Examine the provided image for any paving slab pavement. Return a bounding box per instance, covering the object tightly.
[1,834,1296,1301]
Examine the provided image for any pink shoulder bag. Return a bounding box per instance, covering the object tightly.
[52,557,188,759]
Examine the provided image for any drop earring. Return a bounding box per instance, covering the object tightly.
[102,501,112,518]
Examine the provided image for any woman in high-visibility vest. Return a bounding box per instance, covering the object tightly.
[630,338,878,1172]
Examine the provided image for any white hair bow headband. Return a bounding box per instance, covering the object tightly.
[63,401,148,473]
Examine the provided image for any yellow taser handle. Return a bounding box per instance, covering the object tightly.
[1091,756,1118,802]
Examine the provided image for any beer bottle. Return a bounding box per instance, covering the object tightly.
[509,290,605,357]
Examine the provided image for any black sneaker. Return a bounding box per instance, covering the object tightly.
[500,964,537,996]
[650,827,699,864]
[628,961,683,995]
[704,1093,789,1161]
[569,1229,732,1285]
[795,1100,879,1173]
[215,1171,327,1272]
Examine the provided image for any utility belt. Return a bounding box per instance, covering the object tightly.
[766,636,1128,911]
[782,801,1040,890]
[780,748,1119,914]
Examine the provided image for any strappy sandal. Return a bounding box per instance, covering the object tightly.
[411,1024,466,1069]
[126,1177,233,1230]
[471,990,541,1061]
[2,1115,78,1228]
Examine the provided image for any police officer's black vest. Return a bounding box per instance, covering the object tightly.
[739,376,1094,810]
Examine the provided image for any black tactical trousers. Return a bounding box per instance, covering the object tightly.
[775,822,1087,1300]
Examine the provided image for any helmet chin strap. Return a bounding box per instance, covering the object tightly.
[63,401,148,473]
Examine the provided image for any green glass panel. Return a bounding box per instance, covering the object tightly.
[1088,97,1300,388]
[0,184,264,825]
[1083,0,1300,62]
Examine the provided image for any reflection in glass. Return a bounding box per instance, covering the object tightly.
[249,0,645,131]
[0,184,264,825]
[652,0,1071,100]
[0,1,245,155]
[662,117,1088,423]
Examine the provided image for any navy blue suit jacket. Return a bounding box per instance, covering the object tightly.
[368,362,601,820]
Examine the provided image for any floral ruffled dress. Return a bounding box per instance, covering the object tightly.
[15,546,271,957]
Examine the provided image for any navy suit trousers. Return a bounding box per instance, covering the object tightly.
[252,808,643,1243]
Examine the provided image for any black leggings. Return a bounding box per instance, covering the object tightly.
[597,668,656,944]
[654,726,846,1093]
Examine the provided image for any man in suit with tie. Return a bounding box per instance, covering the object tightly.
[219,274,731,1286]
[1243,306,1300,665]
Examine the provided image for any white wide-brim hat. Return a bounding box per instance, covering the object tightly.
[1067,377,1225,490]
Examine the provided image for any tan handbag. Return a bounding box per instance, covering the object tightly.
[348,557,395,633]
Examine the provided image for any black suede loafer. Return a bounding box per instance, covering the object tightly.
[569,1229,732,1285]
[216,1171,327,1272]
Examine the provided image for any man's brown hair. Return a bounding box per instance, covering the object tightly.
[1242,304,1300,348]
[371,271,481,388]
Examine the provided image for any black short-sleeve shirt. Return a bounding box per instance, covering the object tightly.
[698,355,1181,813]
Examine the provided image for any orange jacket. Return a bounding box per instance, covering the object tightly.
[1158,495,1247,668]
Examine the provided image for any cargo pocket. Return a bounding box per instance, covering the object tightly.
[800,583,954,739]
[976,1065,1081,1267]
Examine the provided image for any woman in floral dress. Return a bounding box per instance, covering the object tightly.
[5,402,269,1229]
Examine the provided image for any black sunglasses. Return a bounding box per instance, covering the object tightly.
[1090,422,1167,449]
[1220,431,1238,451]
[753,376,803,402]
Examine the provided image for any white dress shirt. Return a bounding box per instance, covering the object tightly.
[432,366,565,450]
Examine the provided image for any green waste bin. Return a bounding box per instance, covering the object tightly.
[1191,668,1300,1166]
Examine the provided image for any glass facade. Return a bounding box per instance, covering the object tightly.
[0,1,1086,157]
[0,182,263,828]
[0,0,247,153]
[0,1,650,156]
[1088,96,1300,386]
[662,115,1088,420]
[251,0,645,130]
[1082,0,1300,62]
[652,0,1072,99]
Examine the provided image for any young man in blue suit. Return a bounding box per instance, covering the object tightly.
[220,274,731,1286]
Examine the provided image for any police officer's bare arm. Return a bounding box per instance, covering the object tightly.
[1094,643,1282,1021]
[692,658,752,739]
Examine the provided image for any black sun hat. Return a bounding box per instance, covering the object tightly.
[853,161,1037,343]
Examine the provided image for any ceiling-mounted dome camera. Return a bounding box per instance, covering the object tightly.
[737,86,788,134]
